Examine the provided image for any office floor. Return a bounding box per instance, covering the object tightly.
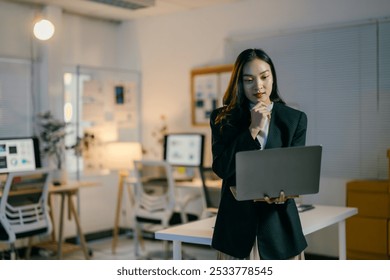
[28,234,217,260]
[3,235,333,260]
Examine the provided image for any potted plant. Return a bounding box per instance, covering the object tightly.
[36,111,68,184]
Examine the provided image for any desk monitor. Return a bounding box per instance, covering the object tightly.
[163,133,205,167]
[0,137,41,174]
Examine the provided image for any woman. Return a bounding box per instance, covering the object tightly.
[210,48,308,260]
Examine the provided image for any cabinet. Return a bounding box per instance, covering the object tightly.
[346,149,390,259]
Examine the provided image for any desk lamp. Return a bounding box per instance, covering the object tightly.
[104,141,143,254]
[104,141,142,173]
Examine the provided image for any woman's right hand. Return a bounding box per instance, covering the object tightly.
[249,101,270,139]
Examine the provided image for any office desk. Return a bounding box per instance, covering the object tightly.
[176,178,221,218]
[175,178,221,190]
[36,181,98,259]
[155,205,358,260]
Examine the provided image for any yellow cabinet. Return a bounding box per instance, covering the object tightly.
[346,149,390,259]
[388,220,390,256]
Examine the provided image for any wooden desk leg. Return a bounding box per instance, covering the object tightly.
[57,194,66,260]
[68,193,89,260]
[126,184,145,251]
[48,194,56,242]
[338,220,346,260]
[112,175,125,254]
[172,241,182,260]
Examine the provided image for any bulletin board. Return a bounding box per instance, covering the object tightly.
[80,79,139,171]
[191,64,233,126]
[63,65,141,174]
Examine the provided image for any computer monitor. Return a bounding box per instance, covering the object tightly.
[163,133,205,167]
[0,137,41,174]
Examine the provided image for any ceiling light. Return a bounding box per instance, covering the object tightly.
[33,19,55,41]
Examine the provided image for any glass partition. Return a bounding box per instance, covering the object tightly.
[63,65,141,179]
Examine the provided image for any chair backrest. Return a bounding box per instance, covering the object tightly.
[133,160,176,224]
[0,168,52,243]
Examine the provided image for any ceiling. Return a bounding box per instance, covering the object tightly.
[5,0,244,22]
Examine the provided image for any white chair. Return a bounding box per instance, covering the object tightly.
[132,160,197,258]
[0,168,52,259]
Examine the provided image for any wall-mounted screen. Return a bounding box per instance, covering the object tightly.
[0,137,41,174]
[163,133,205,167]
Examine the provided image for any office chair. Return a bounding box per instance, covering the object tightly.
[132,160,197,258]
[199,166,220,218]
[0,168,52,259]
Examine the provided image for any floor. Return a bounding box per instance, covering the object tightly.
[27,234,217,260]
[3,235,334,260]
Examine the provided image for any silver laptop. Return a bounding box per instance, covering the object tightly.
[231,145,322,201]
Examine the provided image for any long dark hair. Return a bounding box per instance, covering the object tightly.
[215,48,285,125]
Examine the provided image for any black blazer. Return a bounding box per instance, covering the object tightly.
[210,102,308,259]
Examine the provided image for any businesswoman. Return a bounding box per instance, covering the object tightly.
[210,48,308,259]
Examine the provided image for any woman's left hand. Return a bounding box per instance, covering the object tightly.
[254,191,294,204]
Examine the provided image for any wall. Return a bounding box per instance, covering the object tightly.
[0,1,32,58]
[125,0,390,257]
[0,2,132,244]
[62,13,122,68]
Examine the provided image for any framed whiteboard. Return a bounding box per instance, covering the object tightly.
[191,64,233,126]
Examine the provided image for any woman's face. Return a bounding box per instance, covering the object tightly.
[242,58,273,105]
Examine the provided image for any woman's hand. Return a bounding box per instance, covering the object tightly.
[263,191,286,204]
[249,101,271,139]
[254,191,298,204]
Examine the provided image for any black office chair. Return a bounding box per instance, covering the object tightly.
[0,169,52,259]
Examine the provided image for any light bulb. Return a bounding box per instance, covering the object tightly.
[33,19,55,41]
[64,73,73,86]
[64,102,73,123]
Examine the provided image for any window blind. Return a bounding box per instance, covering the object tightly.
[0,58,33,138]
[378,21,390,178]
[226,21,389,179]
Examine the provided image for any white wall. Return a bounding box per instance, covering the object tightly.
[0,1,32,58]
[62,13,122,68]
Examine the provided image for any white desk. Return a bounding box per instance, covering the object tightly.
[155,205,358,260]
[175,178,222,190]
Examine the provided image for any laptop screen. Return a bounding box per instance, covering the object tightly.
[0,137,41,174]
